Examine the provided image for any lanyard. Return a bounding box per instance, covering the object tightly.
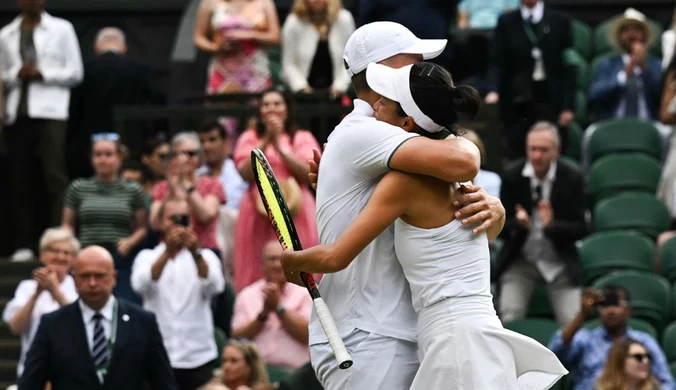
[96,300,118,380]
[523,22,539,46]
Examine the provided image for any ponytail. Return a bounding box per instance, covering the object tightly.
[449,85,481,120]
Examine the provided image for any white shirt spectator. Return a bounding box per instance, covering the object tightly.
[131,244,225,369]
[662,29,675,70]
[2,276,78,377]
[0,12,83,125]
[281,9,355,93]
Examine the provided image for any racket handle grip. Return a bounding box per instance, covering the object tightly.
[313,297,353,369]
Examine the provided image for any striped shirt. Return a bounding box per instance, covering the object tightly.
[65,178,146,247]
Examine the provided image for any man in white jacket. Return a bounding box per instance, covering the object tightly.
[0,0,83,262]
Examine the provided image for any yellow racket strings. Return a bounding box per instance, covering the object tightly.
[254,159,295,250]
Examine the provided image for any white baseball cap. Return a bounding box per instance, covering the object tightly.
[366,62,445,133]
[343,22,447,78]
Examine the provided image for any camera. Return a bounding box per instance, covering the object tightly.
[171,214,190,227]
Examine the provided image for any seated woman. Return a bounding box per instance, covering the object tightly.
[281,62,568,389]
[2,227,80,382]
[596,339,660,390]
[206,339,273,390]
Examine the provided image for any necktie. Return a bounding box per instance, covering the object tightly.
[534,184,543,203]
[92,313,109,371]
[625,73,640,118]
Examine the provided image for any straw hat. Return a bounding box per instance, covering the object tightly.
[255,176,302,217]
[605,8,658,50]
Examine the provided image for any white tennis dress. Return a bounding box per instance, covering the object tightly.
[395,218,568,390]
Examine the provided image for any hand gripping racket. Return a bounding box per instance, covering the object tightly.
[251,149,353,369]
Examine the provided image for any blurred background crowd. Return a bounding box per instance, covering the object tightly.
[2,0,676,389]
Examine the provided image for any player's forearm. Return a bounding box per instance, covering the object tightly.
[437,139,481,183]
[284,245,348,274]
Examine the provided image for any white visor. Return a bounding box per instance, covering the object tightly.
[366,63,445,133]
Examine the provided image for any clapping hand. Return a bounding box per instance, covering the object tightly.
[262,281,281,314]
[34,268,58,293]
[515,204,531,229]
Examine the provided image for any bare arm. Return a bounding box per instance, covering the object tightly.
[249,0,281,46]
[232,315,267,339]
[278,149,311,183]
[457,11,469,29]
[61,207,77,233]
[281,171,413,274]
[127,210,148,247]
[389,137,481,184]
[277,309,308,345]
[151,251,172,281]
[187,192,220,224]
[193,0,219,53]
[8,289,41,335]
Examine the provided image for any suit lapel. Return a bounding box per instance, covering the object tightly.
[105,299,129,381]
[72,302,104,387]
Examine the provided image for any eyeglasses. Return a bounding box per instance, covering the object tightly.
[44,247,74,257]
[171,150,199,158]
[157,153,170,161]
[91,133,120,142]
[628,353,651,363]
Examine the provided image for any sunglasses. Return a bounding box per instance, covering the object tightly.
[91,133,120,142]
[628,353,651,363]
[171,150,199,158]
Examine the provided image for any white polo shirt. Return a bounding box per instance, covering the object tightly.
[309,99,419,345]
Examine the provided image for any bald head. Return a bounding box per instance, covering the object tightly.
[73,246,117,310]
[94,27,127,55]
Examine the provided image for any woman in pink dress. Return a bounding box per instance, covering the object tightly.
[233,87,320,291]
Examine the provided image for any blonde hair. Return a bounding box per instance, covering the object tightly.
[462,130,486,166]
[39,227,81,255]
[596,339,659,390]
[222,339,270,389]
[92,139,130,161]
[171,131,205,164]
[291,0,343,25]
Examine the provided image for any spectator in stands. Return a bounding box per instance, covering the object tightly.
[1,0,84,262]
[356,0,454,69]
[19,246,179,390]
[132,198,225,390]
[140,134,170,181]
[661,7,676,70]
[62,134,147,304]
[281,0,354,99]
[596,339,660,390]
[497,122,586,325]
[2,227,80,381]
[194,0,279,95]
[589,8,662,122]
[121,160,156,202]
[67,27,159,180]
[232,87,320,292]
[207,339,272,389]
[486,0,576,159]
[150,131,226,258]
[232,240,312,372]
[457,0,518,30]
[462,129,501,198]
[196,118,248,211]
[548,285,674,390]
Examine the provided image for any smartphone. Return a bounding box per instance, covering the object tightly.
[172,214,190,227]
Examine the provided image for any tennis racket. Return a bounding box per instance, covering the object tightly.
[251,149,353,370]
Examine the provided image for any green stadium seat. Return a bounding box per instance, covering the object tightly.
[503,318,560,347]
[568,51,592,90]
[660,237,676,283]
[575,91,587,124]
[528,285,554,318]
[594,17,662,57]
[592,271,671,330]
[565,121,583,162]
[578,231,655,285]
[585,118,663,165]
[212,327,227,369]
[277,363,323,390]
[267,365,294,385]
[584,318,658,339]
[661,322,676,362]
[590,51,618,75]
[572,19,593,60]
[587,153,662,204]
[592,192,670,238]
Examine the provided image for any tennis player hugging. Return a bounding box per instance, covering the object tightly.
[281,61,569,389]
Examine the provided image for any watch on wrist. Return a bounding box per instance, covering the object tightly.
[256,312,268,323]
[185,186,195,195]
[275,305,286,317]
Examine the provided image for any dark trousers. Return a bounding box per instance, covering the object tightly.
[5,117,69,249]
[173,362,213,390]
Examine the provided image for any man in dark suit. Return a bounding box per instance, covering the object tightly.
[19,245,179,390]
[589,8,662,121]
[67,27,161,180]
[486,0,576,159]
[497,122,587,325]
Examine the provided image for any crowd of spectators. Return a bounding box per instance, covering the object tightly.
[3,0,676,389]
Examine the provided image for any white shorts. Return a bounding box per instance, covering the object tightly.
[310,329,419,390]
